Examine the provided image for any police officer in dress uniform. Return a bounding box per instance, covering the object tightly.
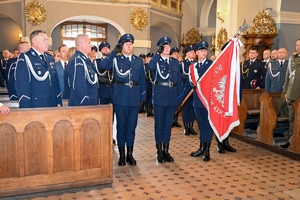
[180,45,198,135]
[265,48,288,93]
[101,33,146,166]
[67,34,99,106]
[7,42,31,100]
[147,37,183,163]
[169,47,182,127]
[15,30,62,108]
[241,46,266,89]
[138,53,146,113]
[144,52,155,117]
[183,41,213,161]
[94,42,114,105]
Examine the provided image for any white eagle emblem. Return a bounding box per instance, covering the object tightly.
[213,75,227,107]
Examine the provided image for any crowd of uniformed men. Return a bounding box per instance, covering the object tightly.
[1,30,300,163]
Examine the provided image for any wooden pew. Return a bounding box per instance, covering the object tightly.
[256,92,289,145]
[0,105,113,197]
[290,97,300,153]
[232,89,264,135]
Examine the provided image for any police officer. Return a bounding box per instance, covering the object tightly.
[147,36,183,163]
[241,46,266,89]
[145,52,154,117]
[67,34,98,106]
[94,42,114,105]
[15,30,62,108]
[7,41,31,100]
[169,47,182,127]
[184,41,213,161]
[89,45,98,62]
[181,45,198,135]
[138,53,146,113]
[101,33,146,166]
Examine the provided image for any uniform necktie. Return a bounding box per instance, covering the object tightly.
[64,62,67,68]
[40,54,45,61]
[280,61,283,67]
[165,59,168,64]
[126,57,130,62]
[199,62,203,67]
[250,61,253,65]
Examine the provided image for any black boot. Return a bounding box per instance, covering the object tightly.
[222,137,236,152]
[156,143,166,163]
[126,146,137,165]
[172,113,182,127]
[216,137,225,154]
[190,141,205,157]
[146,105,154,117]
[203,142,211,162]
[189,122,198,135]
[139,101,145,113]
[163,143,174,162]
[184,122,190,136]
[118,146,126,166]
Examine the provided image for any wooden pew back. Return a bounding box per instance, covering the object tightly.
[232,89,264,135]
[0,105,113,197]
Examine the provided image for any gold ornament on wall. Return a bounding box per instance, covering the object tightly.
[182,28,202,46]
[217,27,228,51]
[24,0,47,26]
[247,9,277,34]
[130,8,148,31]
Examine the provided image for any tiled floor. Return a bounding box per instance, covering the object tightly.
[9,113,300,200]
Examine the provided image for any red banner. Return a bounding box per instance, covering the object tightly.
[190,38,241,142]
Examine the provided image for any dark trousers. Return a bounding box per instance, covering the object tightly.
[194,107,213,143]
[114,105,139,146]
[182,94,194,122]
[154,104,176,143]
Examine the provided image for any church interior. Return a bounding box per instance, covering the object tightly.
[1,0,300,199]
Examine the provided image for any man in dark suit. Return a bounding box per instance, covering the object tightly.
[54,44,69,97]
[241,46,266,89]
[67,34,98,106]
[0,49,9,87]
[101,34,146,166]
[7,41,31,100]
[15,30,62,108]
[147,36,183,163]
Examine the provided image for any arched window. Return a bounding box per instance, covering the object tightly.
[60,22,108,48]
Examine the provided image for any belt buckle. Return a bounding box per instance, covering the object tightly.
[168,81,173,88]
[129,80,133,88]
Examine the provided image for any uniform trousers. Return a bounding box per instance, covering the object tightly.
[114,104,139,146]
[154,105,176,143]
[182,95,194,122]
[194,107,213,143]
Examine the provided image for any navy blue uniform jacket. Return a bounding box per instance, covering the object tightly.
[15,48,62,108]
[147,53,183,106]
[100,51,146,107]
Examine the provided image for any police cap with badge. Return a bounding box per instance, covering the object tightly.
[146,52,154,58]
[91,45,98,52]
[194,41,209,51]
[139,54,146,59]
[99,42,110,51]
[185,45,194,54]
[170,47,179,55]
[119,33,134,46]
[157,36,171,46]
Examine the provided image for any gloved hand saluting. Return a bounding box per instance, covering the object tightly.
[113,44,122,53]
[157,44,165,54]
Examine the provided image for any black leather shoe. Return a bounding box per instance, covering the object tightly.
[189,122,198,135]
[217,142,225,154]
[118,146,126,166]
[280,142,290,149]
[156,144,166,163]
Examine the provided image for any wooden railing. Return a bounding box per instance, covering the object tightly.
[0,105,113,197]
